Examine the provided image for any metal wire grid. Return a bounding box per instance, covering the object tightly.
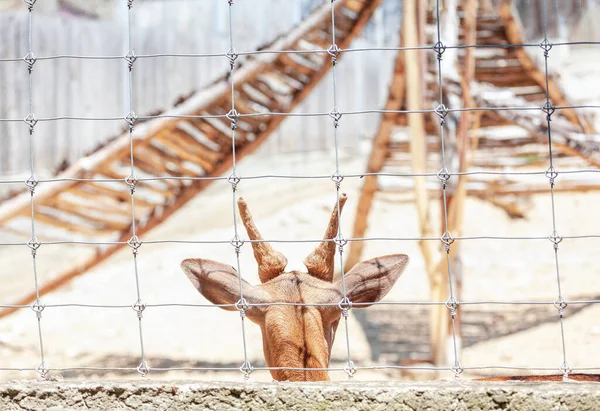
[0,0,599,379]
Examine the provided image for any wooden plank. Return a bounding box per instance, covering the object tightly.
[472,192,526,219]
[185,118,233,150]
[47,197,131,230]
[79,182,160,208]
[406,0,447,369]
[439,0,479,368]
[499,0,594,134]
[133,145,197,179]
[277,53,317,76]
[154,132,216,172]
[475,84,600,169]
[51,194,131,219]
[487,181,600,196]
[374,173,597,197]
[346,39,407,270]
[168,127,224,163]
[29,210,115,236]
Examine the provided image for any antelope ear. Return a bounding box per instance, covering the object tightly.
[339,254,409,307]
[180,258,271,311]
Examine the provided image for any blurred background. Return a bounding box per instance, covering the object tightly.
[1,0,600,382]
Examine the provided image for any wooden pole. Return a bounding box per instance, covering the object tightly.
[430,0,462,369]
[346,42,407,270]
[500,0,594,134]
[444,0,480,367]
[403,0,444,367]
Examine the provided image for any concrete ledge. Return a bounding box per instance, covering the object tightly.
[1,380,599,410]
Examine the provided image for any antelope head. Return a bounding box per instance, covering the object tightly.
[180,194,409,381]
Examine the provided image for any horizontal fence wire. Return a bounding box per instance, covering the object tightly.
[3,41,600,64]
[2,168,600,188]
[0,0,599,380]
[2,168,600,187]
[2,103,600,122]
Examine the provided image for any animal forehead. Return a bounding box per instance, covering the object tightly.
[262,271,337,298]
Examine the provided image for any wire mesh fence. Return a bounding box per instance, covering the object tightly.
[0,0,599,381]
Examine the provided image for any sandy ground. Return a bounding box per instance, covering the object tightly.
[2,46,600,383]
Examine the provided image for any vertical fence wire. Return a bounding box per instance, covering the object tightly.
[23,0,47,380]
[328,0,355,380]
[123,0,149,377]
[225,0,253,381]
[540,0,570,381]
[433,0,461,378]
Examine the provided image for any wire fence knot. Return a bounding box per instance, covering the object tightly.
[124,50,137,71]
[544,168,558,189]
[440,231,455,252]
[125,111,138,131]
[331,171,344,189]
[226,48,238,69]
[226,109,239,130]
[451,360,464,379]
[24,113,38,134]
[31,299,45,319]
[539,38,553,57]
[36,361,49,380]
[544,166,558,187]
[239,360,253,381]
[548,230,562,250]
[542,101,555,121]
[434,103,448,126]
[227,173,241,193]
[334,235,347,254]
[25,175,39,194]
[27,236,41,256]
[136,360,150,377]
[327,44,341,65]
[329,107,342,128]
[230,235,244,255]
[445,297,459,317]
[433,41,446,60]
[125,174,139,194]
[132,299,146,319]
[553,297,567,317]
[344,360,357,379]
[559,361,571,381]
[338,297,352,318]
[436,167,450,189]
[127,235,142,255]
[23,52,37,73]
[235,298,249,318]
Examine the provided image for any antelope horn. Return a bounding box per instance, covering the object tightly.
[304,193,347,282]
[238,197,287,283]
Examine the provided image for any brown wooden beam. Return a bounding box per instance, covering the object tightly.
[499,0,594,134]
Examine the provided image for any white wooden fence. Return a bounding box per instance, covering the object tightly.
[0,0,400,179]
[0,0,593,180]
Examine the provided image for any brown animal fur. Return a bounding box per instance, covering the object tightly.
[180,194,409,381]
